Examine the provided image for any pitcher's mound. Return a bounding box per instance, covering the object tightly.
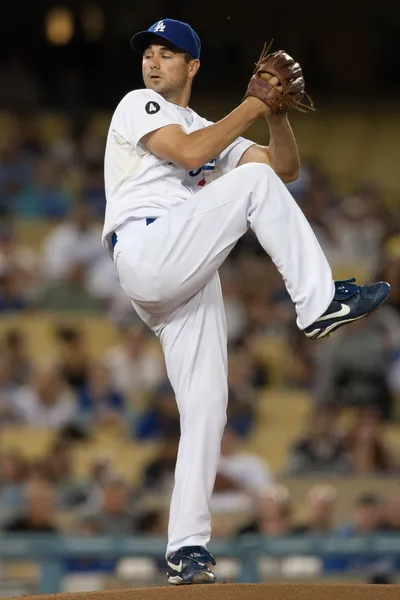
[16,583,400,600]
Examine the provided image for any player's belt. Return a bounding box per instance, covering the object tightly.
[111,217,157,250]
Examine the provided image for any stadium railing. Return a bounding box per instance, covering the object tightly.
[1,534,400,593]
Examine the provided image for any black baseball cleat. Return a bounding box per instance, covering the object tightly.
[304,278,391,340]
[167,546,216,585]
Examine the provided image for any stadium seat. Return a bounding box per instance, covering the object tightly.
[0,313,121,359]
[15,219,57,251]
[0,427,55,457]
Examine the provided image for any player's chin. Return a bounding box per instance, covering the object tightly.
[146,79,166,91]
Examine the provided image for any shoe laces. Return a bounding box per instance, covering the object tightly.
[175,546,216,566]
[335,277,356,295]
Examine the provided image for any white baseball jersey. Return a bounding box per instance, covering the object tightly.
[104,87,336,556]
[102,88,254,256]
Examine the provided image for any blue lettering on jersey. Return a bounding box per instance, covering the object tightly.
[189,158,216,177]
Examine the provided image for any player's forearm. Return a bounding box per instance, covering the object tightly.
[184,98,265,170]
[265,114,300,182]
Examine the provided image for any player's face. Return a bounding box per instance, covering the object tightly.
[142,44,197,98]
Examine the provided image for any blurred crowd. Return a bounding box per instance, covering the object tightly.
[0,107,400,583]
[1,436,400,580]
[1,111,400,415]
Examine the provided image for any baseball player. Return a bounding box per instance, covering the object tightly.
[102,18,390,584]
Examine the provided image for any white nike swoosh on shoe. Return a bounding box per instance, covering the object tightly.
[167,560,183,573]
[317,303,351,322]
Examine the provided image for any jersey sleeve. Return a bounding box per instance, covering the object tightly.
[218,137,255,173]
[199,116,254,174]
[114,89,182,153]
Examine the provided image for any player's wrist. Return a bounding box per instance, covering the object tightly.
[265,112,289,123]
[242,95,270,117]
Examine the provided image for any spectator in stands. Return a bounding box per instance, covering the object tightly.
[313,316,395,420]
[237,485,294,535]
[66,477,134,575]
[86,252,133,324]
[0,133,32,211]
[41,201,102,282]
[25,458,54,488]
[76,455,115,512]
[230,329,270,390]
[210,424,273,514]
[81,162,106,219]
[135,508,168,535]
[105,320,165,401]
[0,358,21,426]
[2,483,59,533]
[1,328,33,386]
[219,263,248,343]
[48,133,77,176]
[380,489,400,532]
[134,379,180,441]
[345,405,398,473]
[214,424,274,500]
[45,438,88,509]
[76,359,127,429]
[333,179,394,278]
[16,157,70,219]
[141,436,179,494]
[286,404,351,474]
[11,363,77,428]
[323,492,393,577]
[52,325,91,394]
[0,270,27,312]
[226,343,260,437]
[0,450,27,489]
[296,161,341,268]
[225,388,255,440]
[293,484,337,534]
[376,234,400,315]
[0,450,28,524]
[284,322,316,390]
[334,491,385,535]
[74,478,136,534]
[0,217,40,302]
[39,260,104,311]
[239,258,292,335]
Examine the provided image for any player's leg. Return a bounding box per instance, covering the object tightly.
[152,272,227,583]
[115,162,389,336]
[115,163,330,326]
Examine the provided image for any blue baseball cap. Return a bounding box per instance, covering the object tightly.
[130,18,201,60]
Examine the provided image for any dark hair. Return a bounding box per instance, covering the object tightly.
[4,328,24,348]
[183,52,194,63]
[356,492,383,507]
[55,325,81,343]
[144,39,194,63]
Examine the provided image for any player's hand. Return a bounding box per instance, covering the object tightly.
[245,73,284,116]
[244,43,315,115]
[259,73,284,115]
[260,72,283,92]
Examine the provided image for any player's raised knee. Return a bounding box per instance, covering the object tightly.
[236,161,274,180]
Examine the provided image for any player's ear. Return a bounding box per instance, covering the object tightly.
[188,59,200,80]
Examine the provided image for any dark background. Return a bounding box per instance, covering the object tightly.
[1,0,399,112]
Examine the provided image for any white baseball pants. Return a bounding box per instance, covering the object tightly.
[113,163,335,555]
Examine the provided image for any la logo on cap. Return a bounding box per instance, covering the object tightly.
[154,21,166,32]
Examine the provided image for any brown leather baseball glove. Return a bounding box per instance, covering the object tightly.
[244,41,315,115]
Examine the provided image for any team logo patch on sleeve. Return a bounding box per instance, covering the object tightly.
[145,101,161,114]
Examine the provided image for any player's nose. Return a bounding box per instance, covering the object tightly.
[149,58,161,70]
